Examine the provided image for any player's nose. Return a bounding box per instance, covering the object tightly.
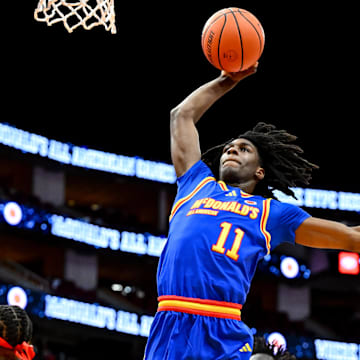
[226,146,239,155]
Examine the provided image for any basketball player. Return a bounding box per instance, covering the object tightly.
[144,63,360,359]
[0,305,35,360]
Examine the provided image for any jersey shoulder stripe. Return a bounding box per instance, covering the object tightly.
[169,176,215,221]
[218,181,228,191]
[260,198,272,254]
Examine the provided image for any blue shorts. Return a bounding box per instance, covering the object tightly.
[144,311,254,360]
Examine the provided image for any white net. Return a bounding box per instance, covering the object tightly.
[34,0,117,34]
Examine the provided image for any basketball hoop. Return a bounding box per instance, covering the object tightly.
[34,0,117,34]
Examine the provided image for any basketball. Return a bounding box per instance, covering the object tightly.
[201,8,265,72]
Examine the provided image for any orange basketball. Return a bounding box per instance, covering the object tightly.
[201,8,265,72]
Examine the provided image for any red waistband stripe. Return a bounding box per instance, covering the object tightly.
[157,295,242,320]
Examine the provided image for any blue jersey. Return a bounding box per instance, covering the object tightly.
[157,160,309,304]
[145,160,310,359]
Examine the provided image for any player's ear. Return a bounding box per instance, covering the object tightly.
[255,166,265,181]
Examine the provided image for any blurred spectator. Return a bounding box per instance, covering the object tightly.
[250,336,296,360]
[0,306,35,360]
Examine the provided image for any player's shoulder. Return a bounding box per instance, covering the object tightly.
[178,160,213,178]
[268,197,301,210]
[267,197,310,224]
[177,160,215,188]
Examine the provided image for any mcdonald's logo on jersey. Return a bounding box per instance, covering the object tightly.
[188,197,260,220]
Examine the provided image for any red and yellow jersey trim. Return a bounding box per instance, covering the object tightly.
[218,181,254,199]
[217,180,229,191]
[260,199,272,255]
[158,295,242,320]
[240,190,254,198]
[169,176,215,221]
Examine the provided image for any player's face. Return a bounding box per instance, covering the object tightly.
[218,138,264,186]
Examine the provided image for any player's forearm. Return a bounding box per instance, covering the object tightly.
[352,226,360,252]
[296,217,360,252]
[170,74,238,125]
[333,225,360,252]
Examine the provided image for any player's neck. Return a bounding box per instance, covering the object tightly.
[226,180,255,194]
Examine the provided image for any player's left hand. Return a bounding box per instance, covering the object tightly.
[221,62,258,82]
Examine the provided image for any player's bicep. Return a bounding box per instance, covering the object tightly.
[170,109,201,177]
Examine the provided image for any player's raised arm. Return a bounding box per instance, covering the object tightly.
[295,216,360,252]
[170,64,258,178]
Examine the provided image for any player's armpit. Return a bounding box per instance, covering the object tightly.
[295,216,360,252]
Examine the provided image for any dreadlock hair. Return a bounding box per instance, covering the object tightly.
[201,122,319,199]
[0,306,33,348]
[251,336,297,360]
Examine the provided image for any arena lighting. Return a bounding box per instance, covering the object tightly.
[259,254,311,280]
[3,283,358,358]
[44,294,153,337]
[111,283,123,292]
[7,286,28,309]
[0,199,310,280]
[0,200,167,257]
[0,123,176,184]
[266,332,287,354]
[1,123,360,211]
[3,201,23,226]
[273,188,360,212]
[1,283,154,337]
[338,252,360,275]
[280,256,300,279]
[314,339,360,360]
[51,214,167,256]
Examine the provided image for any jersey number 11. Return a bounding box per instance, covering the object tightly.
[211,221,245,261]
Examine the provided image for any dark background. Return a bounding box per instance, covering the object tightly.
[3,1,359,192]
[1,1,359,359]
